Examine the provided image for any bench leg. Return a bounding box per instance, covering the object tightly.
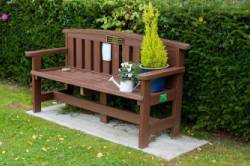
[139,102,150,148]
[32,76,41,113]
[170,99,181,137]
[100,115,109,123]
[170,75,183,137]
[100,93,109,123]
[138,80,151,148]
[65,84,74,95]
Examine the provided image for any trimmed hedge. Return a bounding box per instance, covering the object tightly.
[1,0,250,139]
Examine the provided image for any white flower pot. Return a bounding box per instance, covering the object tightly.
[119,80,134,93]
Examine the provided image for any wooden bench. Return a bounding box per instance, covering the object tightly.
[25,29,190,148]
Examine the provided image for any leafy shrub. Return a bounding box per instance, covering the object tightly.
[0,0,250,140]
[96,0,144,32]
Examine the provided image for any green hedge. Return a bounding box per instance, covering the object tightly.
[1,0,250,140]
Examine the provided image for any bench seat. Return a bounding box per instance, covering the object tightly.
[32,67,143,101]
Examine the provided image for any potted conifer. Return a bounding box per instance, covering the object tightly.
[140,2,169,92]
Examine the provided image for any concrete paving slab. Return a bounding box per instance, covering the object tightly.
[27,104,208,160]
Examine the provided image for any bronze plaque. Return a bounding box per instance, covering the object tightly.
[106,36,124,45]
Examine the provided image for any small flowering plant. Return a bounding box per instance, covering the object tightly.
[1,14,9,22]
[118,62,139,81]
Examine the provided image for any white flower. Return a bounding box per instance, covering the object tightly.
[121,63,125,67]
[127,67,131,72]
[124,62,129,67]
[127,73,133,78]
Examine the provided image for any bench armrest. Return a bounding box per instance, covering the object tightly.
[138,67,185,81]
[25,47,68,57]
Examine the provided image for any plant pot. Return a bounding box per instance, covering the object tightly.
[140,64,169,92]
[119,80,134,93]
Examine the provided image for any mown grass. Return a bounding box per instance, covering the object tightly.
[0,81,249,166]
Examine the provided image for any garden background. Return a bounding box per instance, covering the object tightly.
[1,0,250,140]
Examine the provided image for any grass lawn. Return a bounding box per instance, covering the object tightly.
[0,81,249,166]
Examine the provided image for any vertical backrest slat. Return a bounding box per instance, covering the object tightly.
[93,41,101,72]
[103,61,110,74]
[68,37,75,67]
[112,44,120,75]
[178,50,185,67]
[132,46,140,63]
[166,46,179,67]
[85,39,92,70]
[122,45,130,62]
[65,33,69,66]
[76,38,83,68]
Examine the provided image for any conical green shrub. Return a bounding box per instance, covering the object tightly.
[140,2,168,68]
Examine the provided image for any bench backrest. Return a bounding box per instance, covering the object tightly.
[63,29,189,75]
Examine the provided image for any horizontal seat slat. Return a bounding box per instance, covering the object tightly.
[31,68,143,101]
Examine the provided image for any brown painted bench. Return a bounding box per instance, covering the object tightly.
[25,29,190,148]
